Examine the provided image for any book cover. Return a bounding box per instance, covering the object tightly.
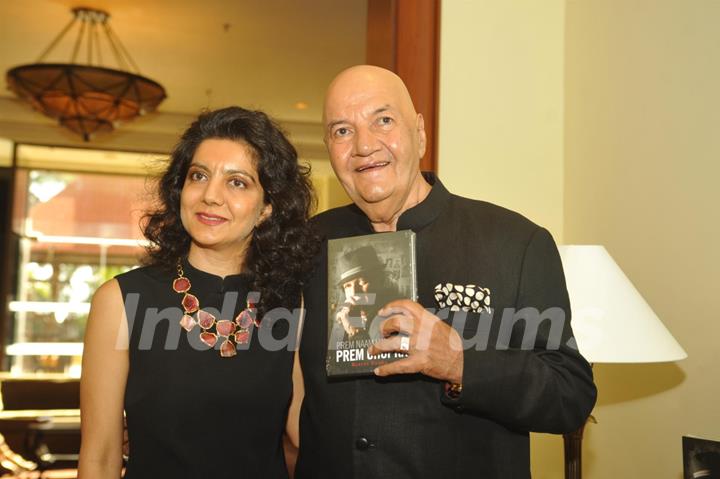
[326,230,417,377]
[683,436,720,479]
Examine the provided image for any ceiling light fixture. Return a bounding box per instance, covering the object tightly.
[5,7,167,141]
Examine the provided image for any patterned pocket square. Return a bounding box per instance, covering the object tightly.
[434,283,491,313]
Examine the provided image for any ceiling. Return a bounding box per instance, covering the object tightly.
[0,0,367,125]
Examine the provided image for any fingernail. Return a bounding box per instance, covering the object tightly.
[373,368,380,375]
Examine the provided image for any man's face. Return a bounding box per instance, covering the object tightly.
[342,276,371,305]
[324,79,426,221]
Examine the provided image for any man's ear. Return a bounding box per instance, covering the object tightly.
[257,203,273,227]
[416,113,427,159]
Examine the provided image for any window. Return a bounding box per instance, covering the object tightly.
[5,145,159,376]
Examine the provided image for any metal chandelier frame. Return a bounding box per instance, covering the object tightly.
[6,7,167,141]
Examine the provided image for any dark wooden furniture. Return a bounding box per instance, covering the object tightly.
[0,376,80,477]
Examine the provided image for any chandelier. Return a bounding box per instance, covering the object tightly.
[5,7,167,141]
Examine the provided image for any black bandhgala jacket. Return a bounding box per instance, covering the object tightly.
[296,173,597,479]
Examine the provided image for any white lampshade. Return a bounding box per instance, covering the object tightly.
[558,245,687,363]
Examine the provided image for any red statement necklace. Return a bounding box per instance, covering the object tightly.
[172,261,258,358]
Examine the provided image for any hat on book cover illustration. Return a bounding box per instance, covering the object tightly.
[333,245,402,342]
[434,283,491,313]
[336,245,385,285]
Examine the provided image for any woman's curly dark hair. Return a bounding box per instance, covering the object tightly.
[142,106,317,315]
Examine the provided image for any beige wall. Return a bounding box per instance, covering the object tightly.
[439,2,567,471]
[440,0,719,477]
[565,0,720,477]
[438,0,566,241]
[309,159,351,213]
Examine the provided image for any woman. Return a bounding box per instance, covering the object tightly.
[79,107,315,478]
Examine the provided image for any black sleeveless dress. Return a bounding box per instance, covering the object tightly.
[116,259,294,479]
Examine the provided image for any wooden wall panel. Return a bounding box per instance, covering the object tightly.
[366,0,440,173]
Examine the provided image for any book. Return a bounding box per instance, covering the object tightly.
[326,230,417,377]
[683,435,720,479]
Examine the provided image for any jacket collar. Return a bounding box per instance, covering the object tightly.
[346,172,451,233]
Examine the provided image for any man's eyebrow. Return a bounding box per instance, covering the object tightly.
[326,119,347,131]
[325,105,394,130]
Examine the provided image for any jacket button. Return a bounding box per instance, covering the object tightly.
[355,436,370,450]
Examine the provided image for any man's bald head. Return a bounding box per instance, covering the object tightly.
[323,65,418,129]
[322,65,430,232]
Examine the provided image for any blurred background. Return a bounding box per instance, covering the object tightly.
[1,1,718,478]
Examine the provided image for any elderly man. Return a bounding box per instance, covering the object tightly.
[294,65,596,478]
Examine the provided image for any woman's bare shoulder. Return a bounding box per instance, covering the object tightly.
[87,279,127,333]
[92,278,122,306]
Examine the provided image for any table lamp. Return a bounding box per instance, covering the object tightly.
[558,245,687,479]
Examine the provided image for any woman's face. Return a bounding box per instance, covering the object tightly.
[180,138,271,258]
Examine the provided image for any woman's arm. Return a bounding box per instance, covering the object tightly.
[284,299,305,478]
[78,279,129,479]
[284,348,304,478]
